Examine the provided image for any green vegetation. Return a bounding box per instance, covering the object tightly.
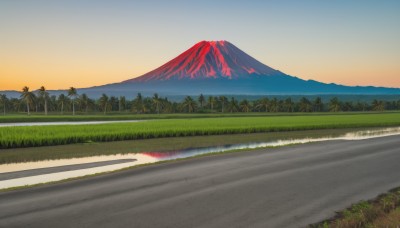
[1,87,400,117]
[311,187,400,228]
[1,113,400,149]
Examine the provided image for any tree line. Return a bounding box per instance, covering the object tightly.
[0,86,399,115]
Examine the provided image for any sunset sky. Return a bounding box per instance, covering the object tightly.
[1,0,399,90]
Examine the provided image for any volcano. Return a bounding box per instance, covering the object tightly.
[124,40,283,82]
[71,40,400,97]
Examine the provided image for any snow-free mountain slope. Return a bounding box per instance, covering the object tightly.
[124,40,282,82]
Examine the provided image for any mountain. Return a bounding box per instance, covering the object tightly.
[91,40,399,97]
[2,40,400,98]
[124,40,283,82]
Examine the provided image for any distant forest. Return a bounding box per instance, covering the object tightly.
[1,86,400,115]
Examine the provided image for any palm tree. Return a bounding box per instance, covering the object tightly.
[329,97,341,112]
[219,96,228,113]
[198,94,205,109]
[79,93,90,113]
[0,94,7,115]
[388,101,396,110]
[152,93,161,114]
[355,102,368,111]
[20,86,35,115]
[48,95,57,112]
[99,94,110,114]
[342,102,354,112]
[269,98,280,112]
[11,98,22,113]
[58,94,66,114]
[182,96,197,113]
[161,98,173,113]
[299,97,312,112]
[239,99,251,112]
[208,96,216,111]
[227,97,239,113]
[119,96,126,112]
[38,86,49,115]
[256,98,269,112]
[68,87,78,115]
[372,100,385,111]
[313,97,323,112]
[284,98,294,112]
[133,93,145,113]
[109,96,118,112]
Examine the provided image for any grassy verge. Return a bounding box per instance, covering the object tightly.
[1,113,400,149]
[311,187,400,228]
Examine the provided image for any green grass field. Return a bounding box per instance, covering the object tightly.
[1,113,400,149]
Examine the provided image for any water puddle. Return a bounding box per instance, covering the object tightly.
[0,159,137,181]
[0,120,143,127]
[0,154,155,189]
[1,127,399,189]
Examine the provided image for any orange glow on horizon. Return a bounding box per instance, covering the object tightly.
[0,55,149,90]
[1,58,399,91]
[1,40,399,91]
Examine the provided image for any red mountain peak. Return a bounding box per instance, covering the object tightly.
[124,40,280,82]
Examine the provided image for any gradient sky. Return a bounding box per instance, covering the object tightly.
[1,0,399,90]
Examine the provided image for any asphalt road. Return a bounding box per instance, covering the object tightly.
[1,135,400,228]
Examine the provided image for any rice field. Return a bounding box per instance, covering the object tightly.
[1,113,400,149]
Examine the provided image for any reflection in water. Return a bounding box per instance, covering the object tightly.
[342,127,400,138]
[143,127,400,160]
[1,127,400,189]
[0,154,156,189]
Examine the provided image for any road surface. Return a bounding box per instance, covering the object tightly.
[1,135,400,227]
